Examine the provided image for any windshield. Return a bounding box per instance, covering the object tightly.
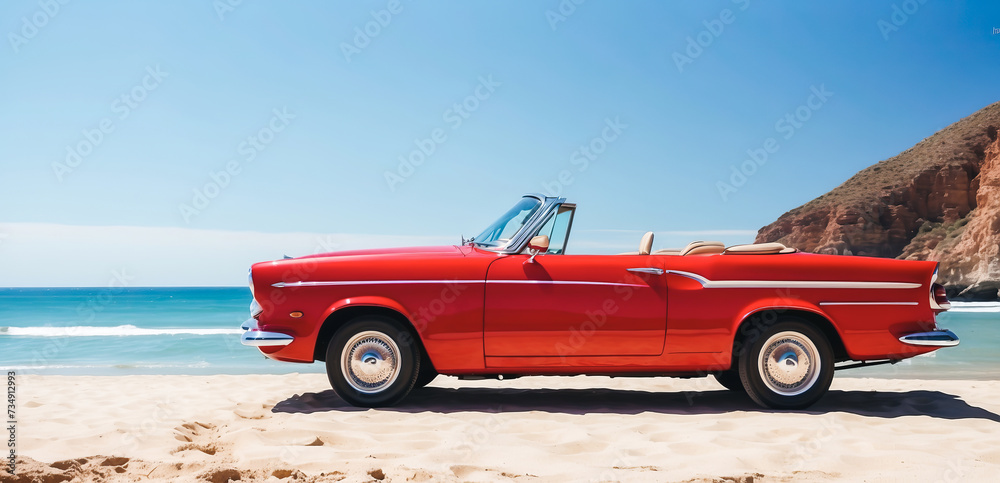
[473,197,542,248]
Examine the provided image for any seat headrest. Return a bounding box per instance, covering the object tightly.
[639,232,654,255]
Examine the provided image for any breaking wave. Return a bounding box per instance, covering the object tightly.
[0,325,243,337]
[948,302,1000,313]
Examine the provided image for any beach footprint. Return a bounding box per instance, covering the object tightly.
[171,443,219,456]
[172,421,223,458]
[174,421,216,442]
[233,402,271,420]
[199,468,241,483]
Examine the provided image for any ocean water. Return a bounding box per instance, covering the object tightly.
[0,287,325,376]
[0,288,997,379]
[841,303,1000,380]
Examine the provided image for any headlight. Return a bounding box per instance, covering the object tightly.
[248,269,255,296]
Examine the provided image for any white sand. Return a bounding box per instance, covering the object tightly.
[6,374,1000,482]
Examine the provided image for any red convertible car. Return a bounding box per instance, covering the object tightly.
[241,194,958,409]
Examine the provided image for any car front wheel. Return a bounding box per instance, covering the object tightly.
[414,359,438,389]
[326,316,420,407]
[713,369,744,392]
[738,319,834,409]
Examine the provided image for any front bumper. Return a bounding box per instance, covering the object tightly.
[240,318,294,347]
[898,329,960,347]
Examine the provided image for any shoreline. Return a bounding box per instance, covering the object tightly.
[6,374,1000,482]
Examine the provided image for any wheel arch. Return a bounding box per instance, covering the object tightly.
[313,299,432,371]
[730,305,849,366]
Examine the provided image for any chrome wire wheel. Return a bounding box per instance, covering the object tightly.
[326,316,421,407]
[341,330,402,394]
[757,331,821,397]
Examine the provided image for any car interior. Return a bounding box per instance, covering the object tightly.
[619,233,797,256]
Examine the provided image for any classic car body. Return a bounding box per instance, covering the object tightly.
[241,194,958,409]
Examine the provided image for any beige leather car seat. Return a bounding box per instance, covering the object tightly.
[680,240,725,256]
[723,242,796,254]
[652,248,682,255]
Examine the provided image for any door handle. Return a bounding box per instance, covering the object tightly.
[627,268,664,275]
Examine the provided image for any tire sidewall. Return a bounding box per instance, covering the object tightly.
[739,319,834,409]
[713,369,745,392]
[326,316,420,407]
[414,355,438,389]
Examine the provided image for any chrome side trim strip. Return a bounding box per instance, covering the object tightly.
[899,330,959,347]
[819,302,919,306]
[664,270,921,290]
[273,279,647,288]
[274,275,920,290]
[627,267,665,275]
[486,280,649,288]
[273,280,483,288]
[665,270,711,285]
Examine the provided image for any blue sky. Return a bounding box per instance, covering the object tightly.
[1,1,999,286]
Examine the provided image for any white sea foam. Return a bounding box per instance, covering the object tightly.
[3,362,214,370]
[0,325,243,337]
[948,301,1000,313]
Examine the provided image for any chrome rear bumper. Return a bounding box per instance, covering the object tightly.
[240,318,294,347]
[899,329,959,347]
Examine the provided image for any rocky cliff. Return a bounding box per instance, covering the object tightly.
[756,101,1000,300]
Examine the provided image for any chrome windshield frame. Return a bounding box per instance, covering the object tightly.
[482,193,567,255]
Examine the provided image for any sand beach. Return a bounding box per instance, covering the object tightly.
[5,373,999,482]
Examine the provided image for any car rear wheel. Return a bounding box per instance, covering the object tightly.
[738,319,834,409]
[326,316,420,407]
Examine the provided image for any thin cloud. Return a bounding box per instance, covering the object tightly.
[0,223,452,287]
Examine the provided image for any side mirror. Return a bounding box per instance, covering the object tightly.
[525,235,549,264]
[528,235,550,252]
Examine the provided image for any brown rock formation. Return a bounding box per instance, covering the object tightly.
[756,101,1000,299]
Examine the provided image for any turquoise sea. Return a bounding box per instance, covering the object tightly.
[0,287,322,376]
[0,287,997,379]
